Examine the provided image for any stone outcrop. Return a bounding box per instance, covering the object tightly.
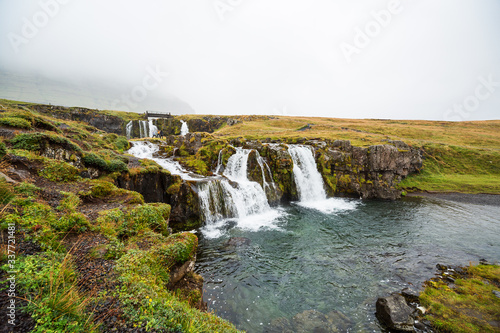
[316,140,422,200]
[376,293,415,332]
[116,171,201,232]
[31,104,125,135]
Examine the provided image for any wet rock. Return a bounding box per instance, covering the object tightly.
[170,259,196,286]
[325,310,352,332]
[376,293,415,332]
[266,317,294,333]
[291,310,343,333]
[401,286,421,303]
[493,290,500,299]
[225,237,251,247]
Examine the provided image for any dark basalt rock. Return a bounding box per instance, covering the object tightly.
[376,293,415,332]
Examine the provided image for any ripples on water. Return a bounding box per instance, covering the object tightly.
[196,197,500,332]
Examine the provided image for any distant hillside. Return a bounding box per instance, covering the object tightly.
[0,70,196,114]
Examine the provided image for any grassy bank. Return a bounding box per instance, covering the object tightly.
[420,264,500,332]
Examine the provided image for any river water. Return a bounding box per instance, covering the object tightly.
[195,198,500,332]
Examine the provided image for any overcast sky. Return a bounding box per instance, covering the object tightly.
[0,0,499,120]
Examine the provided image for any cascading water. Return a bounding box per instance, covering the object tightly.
[127,141,198,180]
[214,149,224,175]
[180,120,189,136]
[288,145,356,213]
[149,119,158,138]
[198,147,283,237]
[138,120,149,138]
[254,150,277,199]
[126,121,133,139]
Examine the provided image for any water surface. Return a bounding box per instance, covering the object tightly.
[196,197,500,332]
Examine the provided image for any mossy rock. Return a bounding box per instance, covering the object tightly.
[10,132,82,153]
[151,232,198,269]
[0,116,32,129]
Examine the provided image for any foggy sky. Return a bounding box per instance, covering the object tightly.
[0,0,499,120]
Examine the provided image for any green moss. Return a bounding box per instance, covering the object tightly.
[10,132,82,152]
[57,192,81,213]
[53,212,90,233]
[0,116,32,129]
[151,232,197,269]
[39,159,79,182]
[420,264,500,333]
[118,203,171,238]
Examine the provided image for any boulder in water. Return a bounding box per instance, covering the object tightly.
[225,237,251,247]
[376,293,415,332]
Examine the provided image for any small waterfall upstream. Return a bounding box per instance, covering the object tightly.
[180,120,189,136]
[138,120,148,138]
[126,121,133,139]
[149,119,158,138]
[127,141,199,180]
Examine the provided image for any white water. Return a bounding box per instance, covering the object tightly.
[288,145,357,213]
[180,120,189,136]
[199,148,283,238]
[138,120,148,138]
[126,121,133,139]
[127,141,199,180]
[149,119,158,138]
[214,149,224,175]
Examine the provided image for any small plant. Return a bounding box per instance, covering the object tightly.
[104,240,125,259]
[10,132,82,152]
[57,192,81,213]
[53,212,90,233]
[39,159,79,182]
[0,116,32,129]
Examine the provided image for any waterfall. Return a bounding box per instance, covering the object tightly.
[198,147,282,237]
[149,119,158,138]
[126,121,133,139]
[288,145,347,213]
[288,145,328,202]
[254,150,277,198]
[127,141,198,180]
[214,149,224,175]
[138,120,149,138]
[180,120,189,136]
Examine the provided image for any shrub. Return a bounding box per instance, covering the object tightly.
[14,181,40,194]
[114,136,130,151]
[10,133,82,152]
[57,192,81,213]
[82,153,108,170]
[107,159,128,173]
[53,212,89,233]
[118,204,171,238]
[39,160,79,182]
[151,232,198,269]
[0,116,32,129]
